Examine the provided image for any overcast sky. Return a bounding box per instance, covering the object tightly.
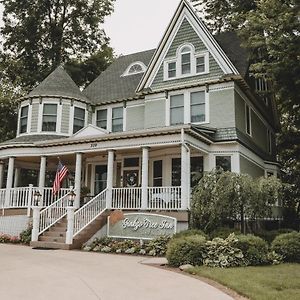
[0,0,182,55]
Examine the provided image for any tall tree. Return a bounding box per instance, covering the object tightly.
[0,0,115,90]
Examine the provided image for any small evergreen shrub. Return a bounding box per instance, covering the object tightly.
[20,227,32,245]
[234,234,269,266]
[203,234,245,268]
[172,229,207,239]
[166,235,206,267]
[210,227,241,239]
[271,231,300,262]
[145,236,171,256]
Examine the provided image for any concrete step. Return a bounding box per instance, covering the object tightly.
[43,231,66,238]
[30,241,71,250]
[39,236,66,243]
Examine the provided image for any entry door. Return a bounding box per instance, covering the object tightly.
[94,165,107,195]
[123,170,139,187]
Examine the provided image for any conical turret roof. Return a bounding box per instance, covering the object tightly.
[29,66,89,102]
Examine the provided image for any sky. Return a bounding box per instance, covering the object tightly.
[0,0,183,56]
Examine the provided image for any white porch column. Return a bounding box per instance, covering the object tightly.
[5,157,15,206]
[13,168,20,188]
[141,147,149,210]
[106,150,114,209]
[204,153,215,172]
[181,143,190,210]
[74,153,83,208]
[0,161,5,189]
[38,156,47,189]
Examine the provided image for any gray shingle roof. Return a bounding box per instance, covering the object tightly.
[29,66,89,102]
[0,135,67,147]
[83,49,155,104]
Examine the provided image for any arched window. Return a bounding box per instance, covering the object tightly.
[122,62,147,76]
[180,46,192,75]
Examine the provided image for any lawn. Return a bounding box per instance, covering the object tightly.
[187,264,300,300]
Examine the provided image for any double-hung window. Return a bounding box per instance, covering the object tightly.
[170,94,184,125]
[196,56,205,73]
[42,104,57,132]
[112,107,123,132]
[191,91,205,123]
[73,107,85,134]
[96,109,107,129]
[153,160,163,187]
[216,156,232,172]
[20,105,29,134]
[168,62,176,78]
[181,46,191,75]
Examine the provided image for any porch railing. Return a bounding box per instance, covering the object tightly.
[112,187,142,209]
[41,188,70,206]
[73,188,107,238]
[147,187,182,210]
[38,192,70,235]
[0,189,6,209]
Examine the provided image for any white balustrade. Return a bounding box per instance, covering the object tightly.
[112,188,142,209]
[73,188,107,237]
[38,192,70,235]
[147,187,182,210]
[41,188,70,206]
[4,186,37,208]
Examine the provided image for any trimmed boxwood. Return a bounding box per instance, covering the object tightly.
[210,227,241,239]
[271,231,300,262]
[234,234,269,266]
[166,235,206,267]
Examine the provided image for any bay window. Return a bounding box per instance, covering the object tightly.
[42,104,57,132]
[97,109,107,130]
[20,105,29,134]
[73,107,85,134]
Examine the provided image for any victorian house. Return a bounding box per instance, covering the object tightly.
[0,0,279,248]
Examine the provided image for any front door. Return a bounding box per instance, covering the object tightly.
[94,165,107,195]
[123,170,139,187]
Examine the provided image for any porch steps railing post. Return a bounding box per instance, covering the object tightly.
[31,206,41,242]
[106,150,114,209]
[66,207,75,244]
[27,184,34,216]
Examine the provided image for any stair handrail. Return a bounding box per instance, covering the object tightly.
[73,188,108,238]
[38,191,71,235]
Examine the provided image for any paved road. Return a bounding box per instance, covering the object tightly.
[0,244,233,300]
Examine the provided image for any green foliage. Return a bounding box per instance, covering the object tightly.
[172,229,207,239]
[145,236,171,257]
[234,235,269,266]
[210,227,241,239]
[166,235,207,267]
[203,234,245,268]
[1,0,116,89]
[271,232,300,262]
[0,233,20,243]
[255,228,294,244]
[19,226,32,245]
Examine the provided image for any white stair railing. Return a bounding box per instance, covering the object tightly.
[73,188,107,238]
[38,192,71,236]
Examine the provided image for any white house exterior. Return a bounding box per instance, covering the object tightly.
[0,0,280,248]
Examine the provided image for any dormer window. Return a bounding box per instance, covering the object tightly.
[164,43,209,80]
[122,61,147,76]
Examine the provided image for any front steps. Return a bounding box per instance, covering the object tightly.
[30,212,109,250]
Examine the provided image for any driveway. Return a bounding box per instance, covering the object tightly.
[0,244,233,300]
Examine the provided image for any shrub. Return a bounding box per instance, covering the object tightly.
[255,229,294,244]
[271,231,300,262]
[145,236,171,256]
[20,227,32,245]
[234,234,269,266]
[166,235,206,267]
[210,227,241,239]
[0,233,20,244]
[203,234,245,268]
[172,229,207,239]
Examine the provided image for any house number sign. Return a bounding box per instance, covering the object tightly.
[107,213,177,240]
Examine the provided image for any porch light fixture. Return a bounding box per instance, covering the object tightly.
[68,190,76,206]
[33,191,42,206]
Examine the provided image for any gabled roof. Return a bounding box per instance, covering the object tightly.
[83,49,155,105]
[29,66,89,102]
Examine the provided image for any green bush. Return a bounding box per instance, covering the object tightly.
[20,227,32,245]
[145,236,171,256]
[172,229,207,239]
[271,231,300,262]
[234,234,269,266]
[210,227,241,239]
[166,235,206,267]
[255,229,294,244]
[204,234,245,268]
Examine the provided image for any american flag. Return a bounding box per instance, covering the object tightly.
[52,160,69,195]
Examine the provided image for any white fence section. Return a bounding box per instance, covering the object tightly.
[73,189,107,237]
[38,192,70,235]
[112,188,142,209]
[147,187,182,210]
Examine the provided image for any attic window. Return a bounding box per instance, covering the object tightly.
[122,61,146,76]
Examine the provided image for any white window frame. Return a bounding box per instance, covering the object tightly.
[166,87,209,126]
[122,61,147,77]
[39,102,60,133]
[69,101,87,135]
[73,106,86,134]
[96,108,108,130]
[163,43,210,81]
[245,103,252,136]
[18,104,30,135]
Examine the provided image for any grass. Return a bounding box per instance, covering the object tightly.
[186,264,300,300]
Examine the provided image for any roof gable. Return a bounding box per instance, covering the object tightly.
[137,0,239,92]
[72,124,109,138]
[29,66,88,102]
